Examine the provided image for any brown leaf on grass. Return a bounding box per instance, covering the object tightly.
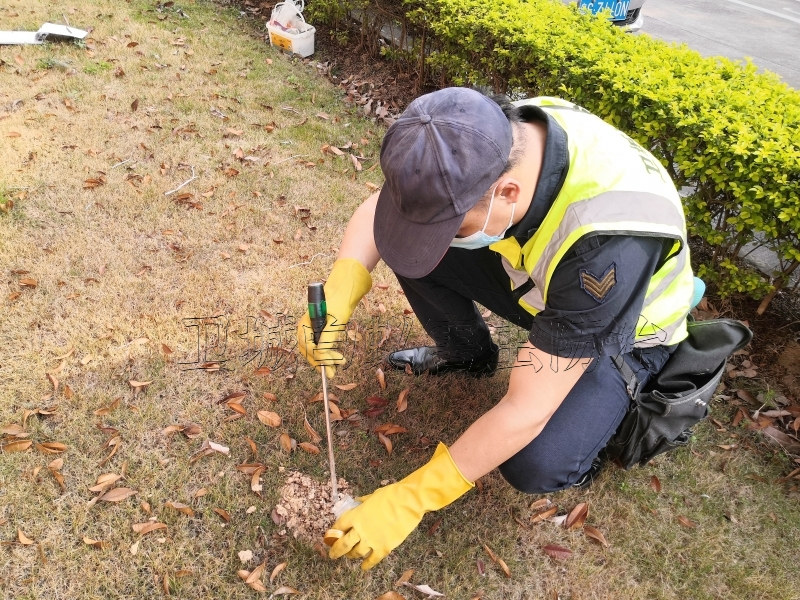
[246,562,266,585]
[236,463,266,475]
[270,561,287,583]
[263,392,278,402]
[299,442,320,455]
[366,396,388,408]
[650,475,662,493]
[132,521,167,535]
[542,544,572,560]
[762,426,800,454]
[376,368,386,389]
[584,525,610,548]
[401,583,444,597]
[565,502,589,531]
[530,498,552,511]
[18,530,34,545]
[99,487,138,502]
[83,177,106,189]
[257,410,281,427]
[394,569,415,587]
[220,391,246,405]
[375,423,408,436]
[227,402,246,415]
[483,543,499,563]
[251,466,265,495]
[272,586,300,595]
[677,516,697,529]
[94,398,121,416]
[131,98,139,112]
[335,382,358,391]
[36,442,67,454]
[48,457,63,471]
[279,433,294,453]
[497,558,511,578]
[165,501,195,517]
[129,380,152,388]
[213,508,231,522]
[83,536,108,549]
[19,276,38,288]
[531,506,558,524]
[396,388,409,413]
[2,424,27,437]
[376,593,406,600]
[46,372,59,393]
[304,417,322,443]
[378,432,393,455]
[89,473,123,493]
[3,439,33,453]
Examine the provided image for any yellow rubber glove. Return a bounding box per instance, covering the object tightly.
[297,258,372,378]
[329,443,474,570]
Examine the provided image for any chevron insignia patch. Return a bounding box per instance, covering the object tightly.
[579,264,617,303]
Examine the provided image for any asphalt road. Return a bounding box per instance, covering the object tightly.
[639,0,800,89]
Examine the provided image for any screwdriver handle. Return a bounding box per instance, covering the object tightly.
[307,282,327,344]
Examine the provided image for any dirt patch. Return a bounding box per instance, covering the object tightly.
[272,471,353,544]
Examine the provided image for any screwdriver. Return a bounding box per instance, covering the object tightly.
[308,283,361,547]
[307,282,339,501]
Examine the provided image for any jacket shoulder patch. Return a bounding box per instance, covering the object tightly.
[580,263,617,303]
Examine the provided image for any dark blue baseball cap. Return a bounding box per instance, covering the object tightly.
[374,87,513,278]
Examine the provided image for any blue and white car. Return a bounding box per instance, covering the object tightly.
[571,0,646,32]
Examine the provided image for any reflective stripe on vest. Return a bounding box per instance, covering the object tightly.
[490,98,694,347]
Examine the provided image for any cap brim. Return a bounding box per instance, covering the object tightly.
[374,185,465,279]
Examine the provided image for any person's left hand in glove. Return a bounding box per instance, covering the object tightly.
[328,442,473,570]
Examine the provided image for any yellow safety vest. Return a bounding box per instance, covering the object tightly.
[490,98,694,347]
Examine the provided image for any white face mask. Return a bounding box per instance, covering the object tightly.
[449,185,515,250]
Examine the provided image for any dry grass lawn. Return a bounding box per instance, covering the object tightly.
[1,1,799,599]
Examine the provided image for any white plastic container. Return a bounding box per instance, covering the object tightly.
[267,0,315,58]
[267,24,315,57]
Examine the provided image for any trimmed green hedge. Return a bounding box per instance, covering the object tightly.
[311,0,800,308]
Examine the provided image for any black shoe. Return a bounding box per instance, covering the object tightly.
[572,457,605,490]
[386,344,499,377]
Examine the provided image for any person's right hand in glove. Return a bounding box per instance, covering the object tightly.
[297,258,372,378]
[328,442,474,570]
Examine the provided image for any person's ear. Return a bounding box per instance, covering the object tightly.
[496,178,521,203]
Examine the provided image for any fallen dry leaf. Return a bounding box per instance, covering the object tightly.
[272,586,300,595]
[376,368,386,390]
[18,530,35,545]
[402,583,444,598]
[378,432,392,455]
[99,487,138,502]
[131,521,167,535]
[83,536,108,549]
[677,515,697,529]
[279,433,294,452]
[304,417,322,443]
[165,501,195,517]
[394,569,414,587]
[542,544,572,560]
[258,410,282,427]
[584,525,610,547]
[376,593,407,600]
[270,561,287,583]
[397,388,409,413]
[565,502,589,531]
[36,442,67,454]
[2,439,33,453]
[650,475,662,493]
[299,442,320,454]
[128,380,152,388]
[334,382,358,391]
